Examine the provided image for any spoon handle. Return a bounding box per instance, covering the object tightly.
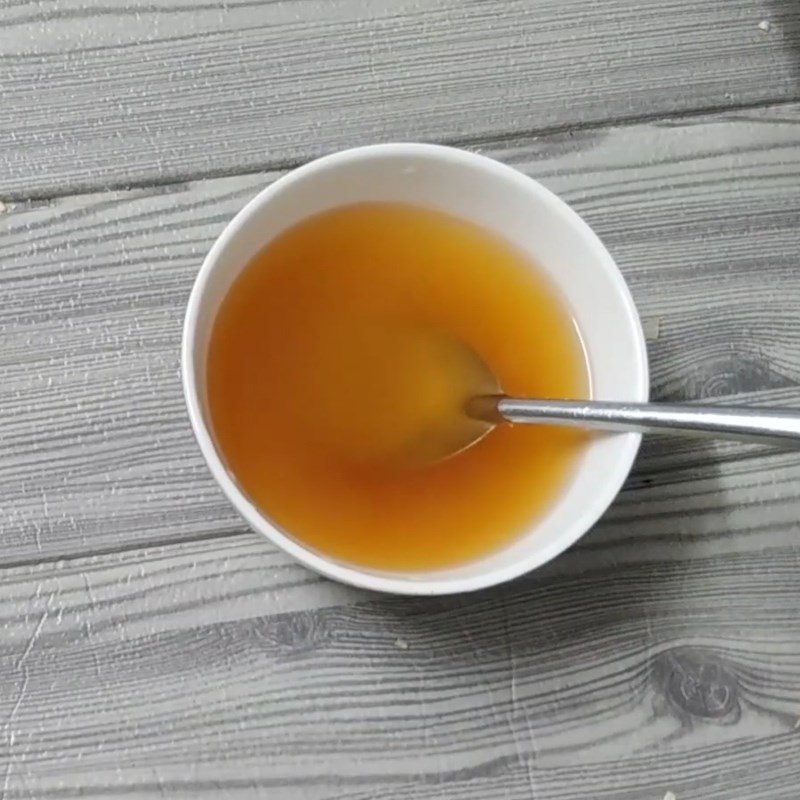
[497,398,800,445]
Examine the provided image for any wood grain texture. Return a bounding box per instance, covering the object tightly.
[1,0,799,197]
[0,531,798,798]
[5,1,800,796]
[3,103,800,565]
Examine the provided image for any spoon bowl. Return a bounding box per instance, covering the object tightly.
[419,336,800,457]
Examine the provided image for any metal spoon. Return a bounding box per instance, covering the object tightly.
[430,339,800,463]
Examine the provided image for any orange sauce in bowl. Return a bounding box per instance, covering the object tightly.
[207,202,589,570]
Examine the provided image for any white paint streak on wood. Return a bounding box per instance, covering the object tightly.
[642,317,662,341]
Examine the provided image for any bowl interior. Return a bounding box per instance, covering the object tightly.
[184,144,648,594]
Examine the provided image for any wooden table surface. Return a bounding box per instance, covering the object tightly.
[3,2,800,797]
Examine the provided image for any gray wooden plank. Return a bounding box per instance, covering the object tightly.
[1,0,799,197]
[0,532,798,798]
[4,103,800,564]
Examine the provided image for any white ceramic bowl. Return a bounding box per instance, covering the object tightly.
[182,143,648,595]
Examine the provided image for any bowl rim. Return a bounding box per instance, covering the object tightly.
[181,142,649,595]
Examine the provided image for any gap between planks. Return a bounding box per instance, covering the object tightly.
[3,95,800,205]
